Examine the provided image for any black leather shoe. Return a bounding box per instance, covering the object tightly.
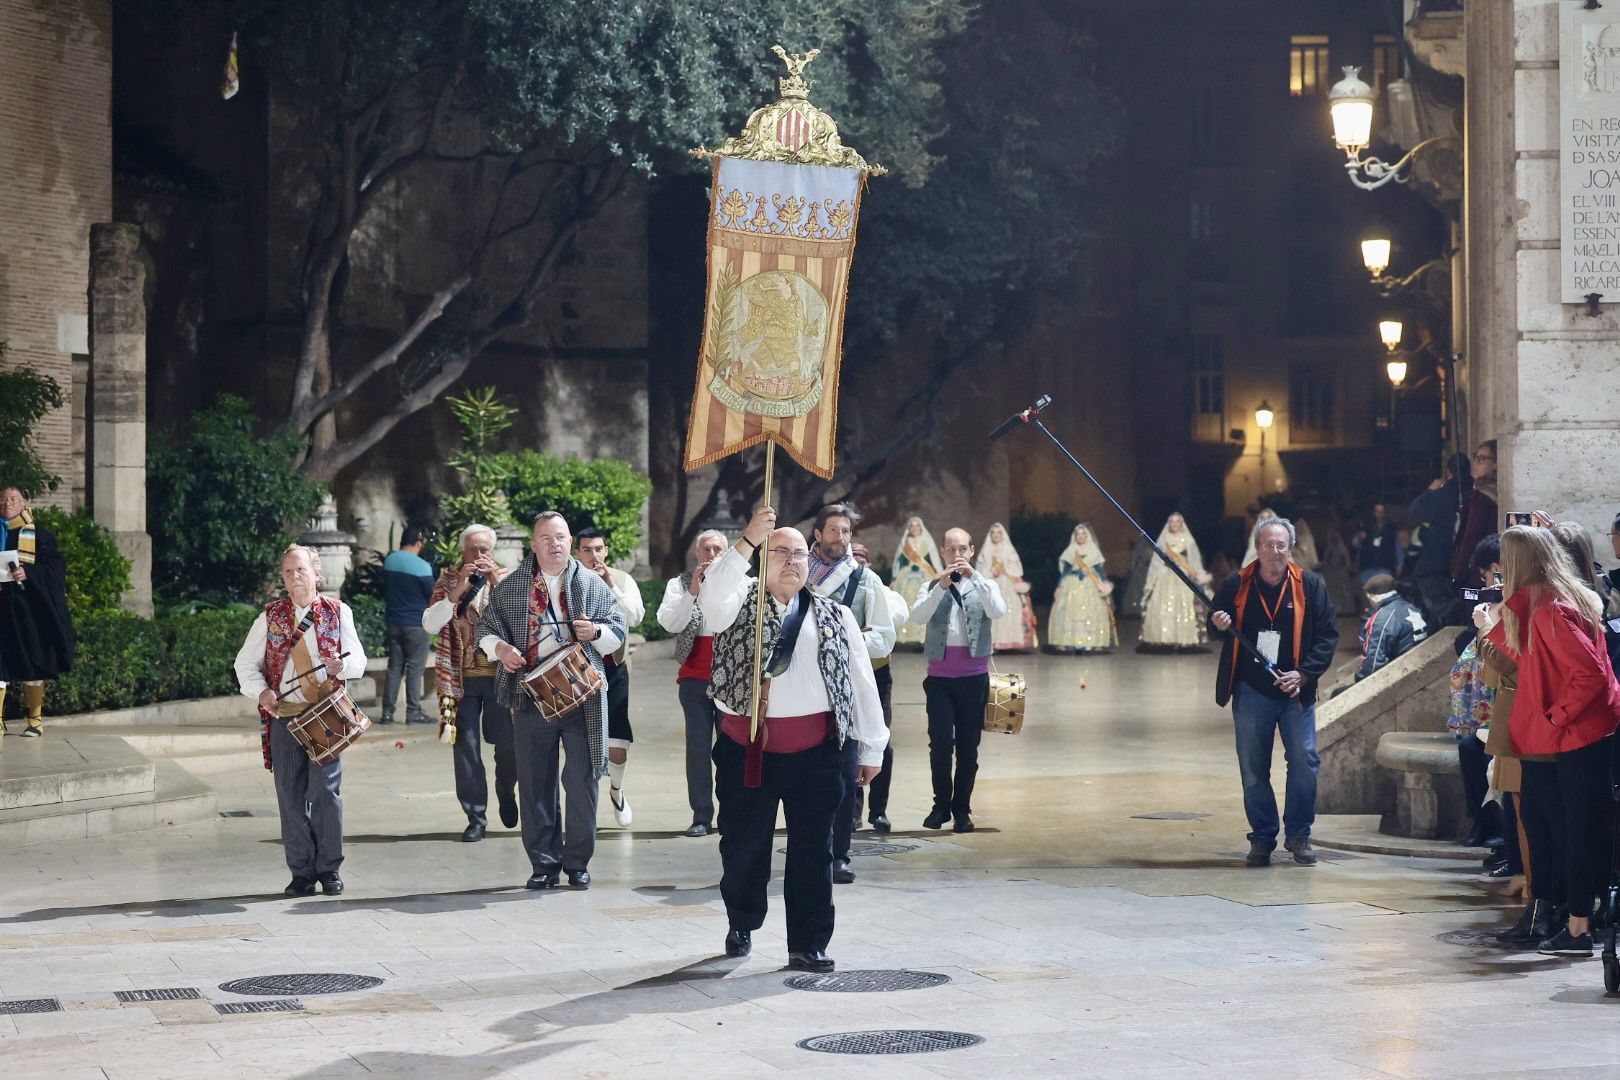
[462,822,487,843]
[923,809,950,830]
[526,870,559,890]
[724,929,751,957]
[685,822,712,837]
[787,950,835,973]
[284,877,316,897]
[565,868,590,889]
[497,787,519,829]
[869,814,891,834]
[1245,839,1276,868]
[953,814,975,834]
[833,859,855,884]
[318,872,343,896]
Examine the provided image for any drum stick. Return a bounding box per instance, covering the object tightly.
[275,651,353,702]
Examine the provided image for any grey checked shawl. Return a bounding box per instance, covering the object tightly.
[673,570,705,664]
[475,554,627,778]
[709,580,857,748]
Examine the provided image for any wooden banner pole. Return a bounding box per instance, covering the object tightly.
[748,441,776,742]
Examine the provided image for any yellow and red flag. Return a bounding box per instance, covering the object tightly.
[684,47,881,479]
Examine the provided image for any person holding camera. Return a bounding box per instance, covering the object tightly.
[907,527,1007,832]
[1209,518,1339,868]
[1478,525,1620,956]
[423,524,514,842]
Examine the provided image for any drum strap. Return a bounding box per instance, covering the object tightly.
[765,587,815,679]
[289,611,324,703]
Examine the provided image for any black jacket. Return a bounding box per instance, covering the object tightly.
[1210,568,1338,707]
[1355,593,1429,681]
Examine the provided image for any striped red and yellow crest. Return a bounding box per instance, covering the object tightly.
[684,156,865,478]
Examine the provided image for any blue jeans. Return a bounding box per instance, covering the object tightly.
[1231,685,1319,842]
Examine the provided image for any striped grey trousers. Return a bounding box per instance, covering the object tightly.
[270,718,344,877]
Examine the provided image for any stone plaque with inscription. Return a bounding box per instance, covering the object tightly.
[1561,5,1620,303]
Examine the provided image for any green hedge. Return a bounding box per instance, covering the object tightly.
[47,606,258,715]
[636,578,670,642]
[34,506,131,621]
[345,592,388,658]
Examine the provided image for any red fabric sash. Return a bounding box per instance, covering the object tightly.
[721,710,833,787]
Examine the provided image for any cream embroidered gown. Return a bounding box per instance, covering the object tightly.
[1049,526,1117,652]
[1139,520,1211,647]
[979,524,1038,651]
[891,517,942,646]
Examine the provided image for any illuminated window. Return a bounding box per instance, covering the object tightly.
[1289,35,1331,97]
[1371,34,1401,92]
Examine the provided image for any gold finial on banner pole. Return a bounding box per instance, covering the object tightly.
[748,442,777,742]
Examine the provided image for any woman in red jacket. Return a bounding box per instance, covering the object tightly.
[1482,525,1619,956]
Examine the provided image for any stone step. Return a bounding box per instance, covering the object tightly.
[0,734,155,810]
[0,760,217,848]
[89,725,261,757]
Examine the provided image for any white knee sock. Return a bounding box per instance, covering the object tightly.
[607,759,627,792]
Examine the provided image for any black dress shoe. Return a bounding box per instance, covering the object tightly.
[565,868,590,889]
[461,822,487,843]
[497,787,519,830]
[833,859,855,884]
[684,822,711,837]
[526,871,559,890]
[953,814,975,833]
[787,950,835,973]
[923,809,950,830]
[318,872,343,896]
[869,814,891,834]
[284,877,316,897]
[724,929,751,957]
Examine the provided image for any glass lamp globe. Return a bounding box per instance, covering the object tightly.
[1361,237,1391,278]
[1386,358,1408,386]
[1328,67,1375,155]
[1255,401,1275,430]
[1378,319,1404,350]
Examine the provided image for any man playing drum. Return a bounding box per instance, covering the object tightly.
[233,544,367,897]
[702,507,888,972]
[477,511,627,891]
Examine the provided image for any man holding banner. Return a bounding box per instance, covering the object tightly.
[700,506,887,972]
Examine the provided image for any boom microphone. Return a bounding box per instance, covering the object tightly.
[988,395,1053,441]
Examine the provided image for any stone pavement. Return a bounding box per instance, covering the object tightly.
[1,641,1617,1079]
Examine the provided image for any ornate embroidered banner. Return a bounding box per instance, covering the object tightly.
[684,48,879,479]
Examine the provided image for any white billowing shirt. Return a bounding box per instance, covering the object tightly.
[234,599,369,704]
[477,567,623,666]
[699,545,890,767]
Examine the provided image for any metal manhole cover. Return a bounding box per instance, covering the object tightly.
[116,988,201,1002]
[786,969,950,993]
[1131,811,1211,821]
[0,998,60,1015]
[1437,929,1531,949]
[780,842,918,857]
[215,999,305,1015]
[798,1029,984,1055]
[218,973,383,997]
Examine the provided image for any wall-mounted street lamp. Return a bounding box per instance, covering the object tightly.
[1378,319,1404,351]
[1329,67,1456,191]
[1255,400,1274,493]
[1360,236,1392,279]
[1386,358,1408,386]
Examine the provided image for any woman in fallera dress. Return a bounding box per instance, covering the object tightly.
[1049,523,1117,653]
[978,522,1038,651]
[1139,513,1212,651]
[892,516,943,647]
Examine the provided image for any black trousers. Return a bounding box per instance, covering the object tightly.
[1555,734,1615,920]
[1458,735,1490,817]
[714,733,846,953]
[924,673,987,817]
[679,678,719,825]
[452,675,515,828]
[834,664,894,859]
[605,660,632,743]
[1519,759,1566,909]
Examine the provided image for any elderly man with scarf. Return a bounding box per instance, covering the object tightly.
[702,506,888,972]
[423,523,514,843]
[0,486,76,738]
[1210,517,1338,868]
[807,502,896,881]
[477,511,627,891]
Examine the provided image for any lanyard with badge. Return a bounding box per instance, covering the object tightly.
[1254,581,1285,668]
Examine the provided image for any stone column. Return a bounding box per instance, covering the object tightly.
[88,223,153,616]
[300,495,357,598]
[1506,0,1620,537]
